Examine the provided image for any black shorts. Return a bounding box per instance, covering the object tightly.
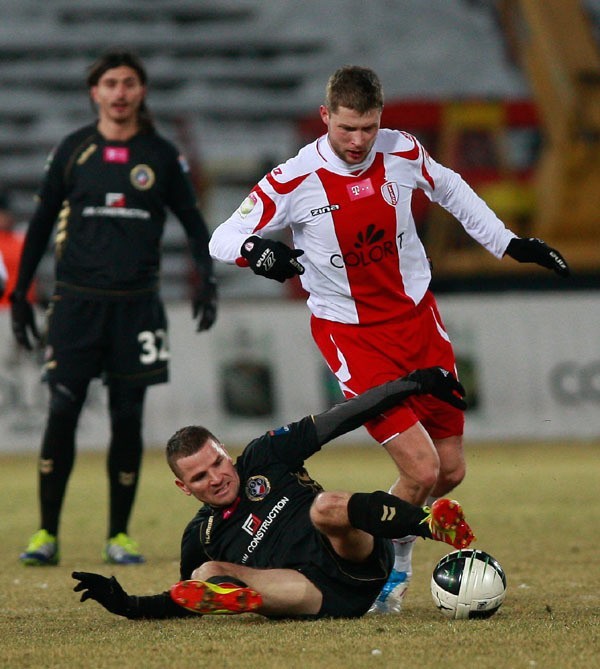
[299,534,394,619]
[43,293,169,387]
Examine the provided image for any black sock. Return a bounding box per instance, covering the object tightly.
[39,410,78,535]
[39,459,72,537]
[347,491,431,539]
[107,386,145,538]
[107,437,142,537]
[39,379,88,536]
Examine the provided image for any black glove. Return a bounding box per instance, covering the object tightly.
[9,291,40,350]
[192,275,217,332]
[407,367,467,410]
[240,235,305,283]
[72,571,133,618]
[504,237,570,277]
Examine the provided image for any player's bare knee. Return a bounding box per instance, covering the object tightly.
[420,467,441,492]
[191,561,232,580]
[449,465,466,489]
[436,464,466,495]
[310,491,351,530]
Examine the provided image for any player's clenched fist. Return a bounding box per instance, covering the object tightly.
[240,235,305,283]
[504,237,570,277]
[407,367,467,410]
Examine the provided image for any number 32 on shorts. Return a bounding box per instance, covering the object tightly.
[138,329,170,365]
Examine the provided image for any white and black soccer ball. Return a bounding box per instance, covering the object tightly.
[431,549,507,619]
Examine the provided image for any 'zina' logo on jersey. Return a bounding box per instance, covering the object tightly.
[245,475,271,501]
[310,204,340,216]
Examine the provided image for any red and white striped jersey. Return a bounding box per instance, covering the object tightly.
[210,130,516,325]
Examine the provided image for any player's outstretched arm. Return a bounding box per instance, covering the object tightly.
[72,571,192,619]
[240,235,305,282]
[313,367,466,446]
[504,237,570,277]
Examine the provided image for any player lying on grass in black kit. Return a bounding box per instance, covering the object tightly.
[73,367,475,620]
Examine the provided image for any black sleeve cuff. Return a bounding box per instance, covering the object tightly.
[127,592,197,619]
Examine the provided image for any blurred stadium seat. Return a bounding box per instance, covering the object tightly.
[0,0,598,296]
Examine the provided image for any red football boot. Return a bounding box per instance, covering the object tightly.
[425,498,476,549]
[170,579,263,615]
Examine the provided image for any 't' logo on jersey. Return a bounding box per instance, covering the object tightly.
[104,146,129,163]
[346,178,374,201]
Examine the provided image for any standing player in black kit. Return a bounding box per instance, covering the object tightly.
[10,49,218,566]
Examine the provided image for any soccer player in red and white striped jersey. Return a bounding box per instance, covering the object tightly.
[209,65,569,613]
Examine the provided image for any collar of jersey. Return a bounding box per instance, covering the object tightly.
[318,135,376,176]
[221,495,241,520]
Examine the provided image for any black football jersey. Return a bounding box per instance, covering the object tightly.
[179,416,329,579]
[21,123,211,294]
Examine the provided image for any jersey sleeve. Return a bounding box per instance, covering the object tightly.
[414,139,516,258]
[209,157,308,265]
[163,145,214,279]
[14,142,71,294]
[241,374,426,469]
[240,416,321,472]
[179,510,211,580]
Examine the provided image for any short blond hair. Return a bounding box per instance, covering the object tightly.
[166,425,221,476]
[325,65,384,114]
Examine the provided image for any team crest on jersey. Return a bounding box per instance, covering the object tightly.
[130,164,155,190]
[381,181,400,206]
[238,192,257,217]
[245,475,271,501]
